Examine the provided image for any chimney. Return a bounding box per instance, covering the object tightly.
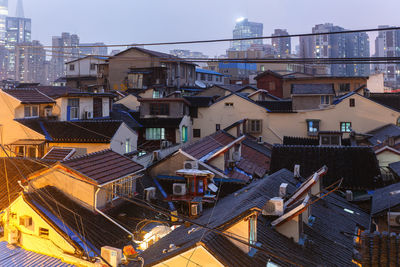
[294,164,300,178]
[279,183,288,198]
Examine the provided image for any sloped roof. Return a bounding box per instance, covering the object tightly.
[269,145,381,190]
[3,88,56,104]
[140,169,370,267]
[369,93,400,112]
[111,104,142,129]
[291,84,335,95]
[62,149,144,184]
[216,84,258,93]
[35,86,79,98]
[42,148,76,161]
[389,161,400,177]
[25,186,132,254]
[196,68,224,76]
[0,158,45,211]
[183,131,270,180]
[183,96,214,107]
[18,120,124,143]
[256,100,294,113]
[0,241,74,267]
[367,124,400,146]
[371,181,400,216]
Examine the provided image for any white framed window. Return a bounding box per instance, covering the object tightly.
[24,105,39,118]
[67,98,80,120]
[248,120,262,133]
[146,128,166,140]
[107,176,136,202]
[125,138,132,153]
[320,95,330,105]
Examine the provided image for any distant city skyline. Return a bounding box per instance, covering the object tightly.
[5,0,399,57]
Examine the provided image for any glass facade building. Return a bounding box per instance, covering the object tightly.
[0,0,8,45]
[230,18,263,51]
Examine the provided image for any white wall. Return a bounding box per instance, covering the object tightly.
[367,73,385,93]
[59,96,110,121]
[110,122,138,154]
[66,57,106,77]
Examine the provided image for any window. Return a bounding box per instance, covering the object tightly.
[216,124,221,131]
[67,98,80,120]
[28,147,36,158]
[19,216,32,227]
[150,103,169,115]
[340,122,352,133]
[307,120,319,135]
[249,216,257,245]
[39,228,49,238]
[225,102,234,107]
[182,126,188,143]
[208,74,213,81]
[320,135,340,146]
[349,98,355,107]
[90,63,96,71]
[248,120,262,133]
[146,128,165,140]
[109,176,136,201]
[260,65,265,72]
[198,180,204,194]
[339,83,350,92]
[200,73,206,81]
[320,95,330,105]
[125,139,131,154]
[69,64,75,71]
[16,146,24,157]
[193,129,201,138]
[153,90,160,99]
[24,105,39,118]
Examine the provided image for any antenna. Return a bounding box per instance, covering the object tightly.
[16,0,24,18]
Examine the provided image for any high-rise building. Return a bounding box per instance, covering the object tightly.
[5,16,31,79]
[230,18,263,51]
[15,40,47,84]
[299,23,369,76]
[79,43,108,56]
[272,29,291,57]
[0,0,7,45]
[373,26,400,88]
[50,32,80,82]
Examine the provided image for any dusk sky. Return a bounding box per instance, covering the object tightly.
[10,0,400,56]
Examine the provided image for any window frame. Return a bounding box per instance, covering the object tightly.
[150,103,169,116]
[146,128,166,140]
[306,119,320,135]
[69,64,75,71]
[349,98,355,107]
[248,120,262,134]
[193,129,201,138]
[340,122,352,133]
[24,105,39,118]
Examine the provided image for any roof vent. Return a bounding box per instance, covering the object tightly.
[345,190,353,201]
[262,197,284,216]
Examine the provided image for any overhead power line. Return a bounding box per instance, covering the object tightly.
[18,26,400,49]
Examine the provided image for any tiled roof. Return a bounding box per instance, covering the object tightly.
[183,131,270,180]
[0,241,75,267]
[183,96,214,107]
[18,120,124,143]
[283,136,352,146]
[367,124,400,146]
[62,149,144,184]
[270,145,381,190]
[369,93,400,112]
[3,88,56,104]
[35,86,80,98]
[371,181,400,216]
[25,186,132,255]
[389,161,400,177]
[291,84,335,95]
[256,100,294,113]
[140,169,370,267]
[42,148,76,161]
[0,158,45,211]
[217,84,258,93]
[111,104,142,129]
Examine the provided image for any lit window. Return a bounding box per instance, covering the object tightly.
[146,128,166,140]
[125,139,131,153]
[340,122,352,133]
[307,120,319,135]
[249,216,257,245]
[67,98,80,120]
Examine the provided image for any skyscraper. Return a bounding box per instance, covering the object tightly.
[15,40,47,84]
[5,16,31,79]
[80,43,108,56]
[271,29,291,57]
[230,18,263,51]
[373,26,400,88]
[50,32,80,82]
[0,0,8,45]
[299,23,369,76]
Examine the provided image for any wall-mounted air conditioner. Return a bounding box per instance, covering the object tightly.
[184,161,198,170]
[173,183,187,196]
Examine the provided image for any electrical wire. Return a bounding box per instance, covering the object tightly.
[17,26,400,49]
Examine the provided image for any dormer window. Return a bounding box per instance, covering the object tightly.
[24,105,39,118]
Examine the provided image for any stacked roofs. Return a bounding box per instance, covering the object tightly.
[4,88,56,104]
[140,168,369,266]
[270,145,381,190]
[182,131,271,182]
[42,147,76,161]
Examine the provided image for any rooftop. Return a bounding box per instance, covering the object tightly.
[3,88,56,104]
[140,168,369,267]
[63,149,144,184]
[42,147,76,161]
[196,68,224,76]
[367,124,400,146]
[371,181,400,216]
[0,241,75,267]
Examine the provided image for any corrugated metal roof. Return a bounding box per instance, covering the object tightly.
[0,242,75,267]
[195,68,224,76]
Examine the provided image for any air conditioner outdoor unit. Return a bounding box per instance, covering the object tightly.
[84,111,92,119]
[101,246,122,267]
[173,183,187,196]
[262,197,284,216]
[8,229,19,245]
[184,161,198,170]
[389,212,400,227]
[144,187,156,201]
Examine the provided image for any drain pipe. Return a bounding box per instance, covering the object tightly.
[94,187,133,237]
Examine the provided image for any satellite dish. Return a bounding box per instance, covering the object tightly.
[195,80,207,89]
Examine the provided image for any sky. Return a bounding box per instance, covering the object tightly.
[8,0,400,57]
